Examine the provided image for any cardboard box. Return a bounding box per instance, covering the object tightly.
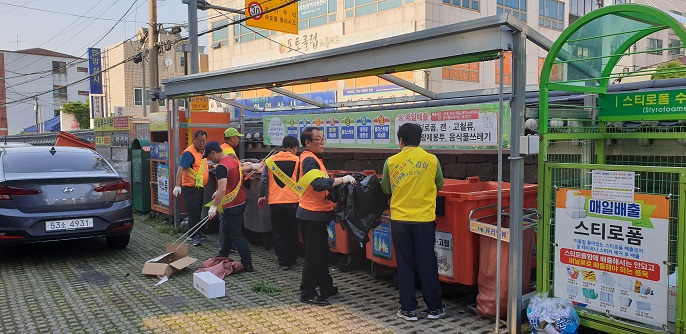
[142,243,197,277]
[193,272,225,298]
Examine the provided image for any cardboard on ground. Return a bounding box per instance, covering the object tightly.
[142,243,197,277]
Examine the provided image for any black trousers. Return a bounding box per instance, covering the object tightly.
[299,219,334,299]
[182,186,204,237]
[270,203,299,266]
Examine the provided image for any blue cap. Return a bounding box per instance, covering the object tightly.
[202,141,222,158]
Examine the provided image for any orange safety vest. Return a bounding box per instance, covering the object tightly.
[298,150,334,212]
[181,145,209,187]
[266,151,300,204]
[221,142,236,157]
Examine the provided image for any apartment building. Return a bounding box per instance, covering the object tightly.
[103,30,208,119]
[0,48,89,135]
[203,0,686,106]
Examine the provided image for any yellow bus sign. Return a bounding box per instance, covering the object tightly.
[245,0,298,35]
[190,96,209,111]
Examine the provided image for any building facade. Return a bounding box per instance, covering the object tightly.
[205,0,566,106]
[203,0,686,106]
[103,30,208,119]
[0,48,89,135]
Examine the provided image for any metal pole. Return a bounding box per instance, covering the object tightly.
[495,50,504,334]
[34,96,38,132]
[507,31,526,334]
[148,0,159,114]
[239,106,245,160]
[171,99,180,228]
[187,0,199,75]
[142,55,147,117]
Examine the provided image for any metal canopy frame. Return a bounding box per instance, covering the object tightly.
[163,14,554,333]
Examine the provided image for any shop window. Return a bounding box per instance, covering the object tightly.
[496,0,526,22]
[539,0,565,31]
[441,63,479,82]
[53,85,67,97]
[538,57,564,84]
[78,90,89,96]
[442,0,479,11]
[77,67,88,73]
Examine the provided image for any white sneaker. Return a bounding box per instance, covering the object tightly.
[427,308,446,319]
[397,309,418,321]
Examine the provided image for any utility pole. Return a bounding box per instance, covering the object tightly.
[148,0,159,114]
[188,0,199,75]
[34,96,38,133]
[142,54,147,117]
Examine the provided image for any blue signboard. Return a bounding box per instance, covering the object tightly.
[150,142,169,160]
[235,91,336,117]
[371,218,392,259]
[88,48,103,95]
[343,84,404,96]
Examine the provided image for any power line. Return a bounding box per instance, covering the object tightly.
[4,0,110,67]
[0,0,149,23]
[5,0,141,86]
[214,10,305,56]
[1,53,140,108]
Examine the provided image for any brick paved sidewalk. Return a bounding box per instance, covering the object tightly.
[0,213,500,334]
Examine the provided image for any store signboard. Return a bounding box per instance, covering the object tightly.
[94,116,130,132]
[598,89,686,121]
[554,188,669,328]
[150,142,169,160]
[263,103,510,150]
[149,111,168,132]
[157,164,170,207]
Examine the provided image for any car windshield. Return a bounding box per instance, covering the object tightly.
[3,150,114,173]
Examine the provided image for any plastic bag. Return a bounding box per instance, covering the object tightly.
[328,173,389,244]
[526,293,580,334]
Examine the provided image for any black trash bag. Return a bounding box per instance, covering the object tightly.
[329,174,389,244]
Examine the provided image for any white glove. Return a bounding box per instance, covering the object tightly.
[342,175,356,185]
[252,163,262,171]
[173,186,182,197]
[241,162,253,171]
[208,205,218,219]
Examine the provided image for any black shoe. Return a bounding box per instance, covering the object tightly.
[300,295,330,306]
[320,286,338,299]
[243,266,255,272]
[279,265,290,271]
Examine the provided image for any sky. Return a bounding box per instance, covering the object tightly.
[0,0,210,57]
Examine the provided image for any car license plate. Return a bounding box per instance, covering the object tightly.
[46,218,94,232]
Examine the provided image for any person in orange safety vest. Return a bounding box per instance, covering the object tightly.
[173,130,209,246]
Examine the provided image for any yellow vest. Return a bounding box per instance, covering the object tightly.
[221,143,236,156]
[386,147,438,222]
[181,145,209,187]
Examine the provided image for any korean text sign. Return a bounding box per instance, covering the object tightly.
[262,103,510,150]
[88,48,103,95]
[554,188,669,328]
[598,89,686,121]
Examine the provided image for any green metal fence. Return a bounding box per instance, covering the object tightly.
[538,128,686,333]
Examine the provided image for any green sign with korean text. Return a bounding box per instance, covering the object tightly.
[262,103,510,150]
[598,89,686,121]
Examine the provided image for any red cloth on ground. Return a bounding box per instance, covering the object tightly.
[195,257,244,279]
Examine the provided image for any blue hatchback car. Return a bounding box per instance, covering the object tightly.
[0,146,133,249]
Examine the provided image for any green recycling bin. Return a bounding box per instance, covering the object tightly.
[131,138,151,212]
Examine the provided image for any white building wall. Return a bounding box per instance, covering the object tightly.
[2,51,88,135]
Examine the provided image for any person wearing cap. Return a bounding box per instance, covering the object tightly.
[221,127,242,158]
[257,136,300,270]
[297,127,356,306]
[203,141,254,272]
[173,130,209,246]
